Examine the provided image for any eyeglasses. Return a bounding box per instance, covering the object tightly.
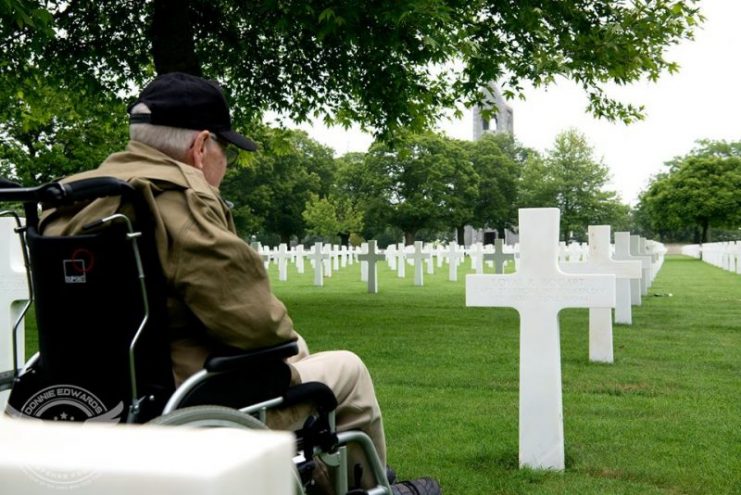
[210,133,240,166]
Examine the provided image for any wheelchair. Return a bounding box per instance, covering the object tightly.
[0,176,392,495]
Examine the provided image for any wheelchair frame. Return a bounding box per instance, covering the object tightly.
[0,177,392,495]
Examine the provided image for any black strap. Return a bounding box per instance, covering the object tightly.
[397,481,423,495]
[129,113,152,124]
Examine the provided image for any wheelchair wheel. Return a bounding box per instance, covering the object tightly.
[149,405,268,429]
[149,406,305,494]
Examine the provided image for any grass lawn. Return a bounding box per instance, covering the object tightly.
[23,255,741,494]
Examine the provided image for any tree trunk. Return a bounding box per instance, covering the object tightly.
[151,0,202,76]
[339,233,350,246]
[701,220,710,243]
[404,231,415,246]
[456,225,465,245]
[280,233,290,244]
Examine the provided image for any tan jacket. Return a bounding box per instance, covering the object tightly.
[42,141,298,384]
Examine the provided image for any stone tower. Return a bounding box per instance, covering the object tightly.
[472,83,514,140]
[464,83,517,247]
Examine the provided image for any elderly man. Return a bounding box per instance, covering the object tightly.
[41,72,440,495]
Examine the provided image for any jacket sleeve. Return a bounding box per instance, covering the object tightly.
[157,187,298,350]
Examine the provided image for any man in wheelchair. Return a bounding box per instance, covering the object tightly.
[2,73,441,495]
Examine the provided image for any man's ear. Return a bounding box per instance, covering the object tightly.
[186,130,210,169]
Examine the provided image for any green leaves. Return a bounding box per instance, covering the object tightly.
[639,143,741,242]
[0,0,704,141]
[518,129,627,241]
[220,128,337,242]
[0,73,128,185]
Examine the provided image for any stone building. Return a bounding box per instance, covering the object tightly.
[464,83,518,246]
[472,83,514,140]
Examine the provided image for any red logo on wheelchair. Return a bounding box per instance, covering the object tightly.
[63,248,94,284]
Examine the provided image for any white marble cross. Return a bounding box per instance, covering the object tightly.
[466,208,615,470]
[560,226,641,363]
[357,240,382,293]
[274,243,290,282]
[630,235,652,296]
[310,242,329,286]
[0,218,29,411]
[447,242,464,282]
[385,244,397,270]
[332,245,340,271]
[639,237,657,285]
[409,241,431,286]
[436,245,446,268]
[295,245,305,274]
[340,245,348,268]
[396,243,406,278]
[469,242,485,273]
[425,244,435,275]
[322,244,333,278]
[613,232,646,317]
[484,239,515,274]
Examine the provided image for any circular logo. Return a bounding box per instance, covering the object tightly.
[9,384,125,489]
[70,248,95,273]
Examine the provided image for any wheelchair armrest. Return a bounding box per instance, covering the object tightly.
[282,381,338,413]
[204,340,299,373]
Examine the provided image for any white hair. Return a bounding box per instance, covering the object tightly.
[129,103,201,161]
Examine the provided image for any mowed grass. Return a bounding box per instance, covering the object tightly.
[24,255,741,494]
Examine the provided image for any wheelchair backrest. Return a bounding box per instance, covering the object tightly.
[3,177,174,423]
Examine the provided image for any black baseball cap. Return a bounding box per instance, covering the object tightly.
[128,72,257,151]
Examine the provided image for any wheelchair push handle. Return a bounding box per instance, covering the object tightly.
[0,177,135,204]
[61,177,136,203]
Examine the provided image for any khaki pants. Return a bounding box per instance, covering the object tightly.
[267,336,387,488]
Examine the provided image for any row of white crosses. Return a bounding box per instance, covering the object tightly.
[559,241,589,263]
[560,226,642,363]
[250,234,660,304]
[251,242,359,286]
[467,239,515,274]
[683,241,741,274]
[252,237,520,293]
[466,208,665,471]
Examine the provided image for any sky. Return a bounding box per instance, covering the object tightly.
[291,0,740,206]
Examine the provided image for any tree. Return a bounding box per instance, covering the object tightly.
[220,128,336,242]
[463,133,522,242]
[0,77,128,185]
[519,129,628,241]
[639,155,741,243]
[302,193,364,245]
[2,0,702,141]
[359,132,477,244]
[665,139,741,169]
